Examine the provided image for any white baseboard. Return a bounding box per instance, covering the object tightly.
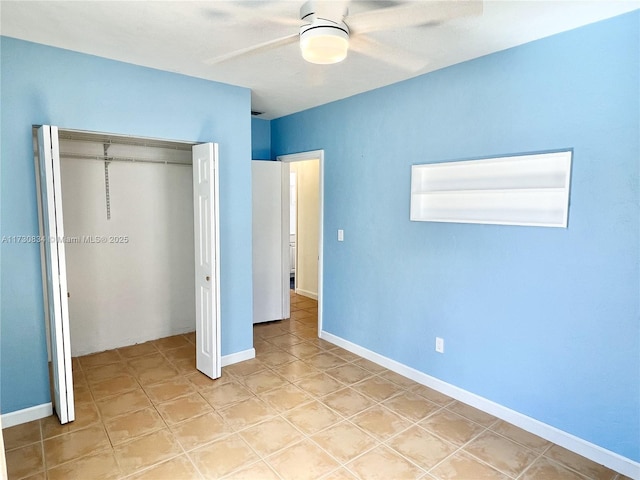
[295,288,317,300]
[320,330,640,480]
[1,403,52,429]
[221,348,255,367]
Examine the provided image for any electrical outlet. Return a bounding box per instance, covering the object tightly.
[435,337,444,353]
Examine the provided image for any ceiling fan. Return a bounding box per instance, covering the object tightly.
[206,0,483,70]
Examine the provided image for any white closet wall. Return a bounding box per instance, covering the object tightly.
[60,140,195,355]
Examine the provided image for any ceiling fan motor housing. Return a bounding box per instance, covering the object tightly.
[299,19,350,64]
[299,1,350,65]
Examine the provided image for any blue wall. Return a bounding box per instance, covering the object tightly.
[273,12,639,461]
[251,117,272,160]
[0,38,254,414]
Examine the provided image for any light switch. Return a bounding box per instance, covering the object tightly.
[337,229,344,242]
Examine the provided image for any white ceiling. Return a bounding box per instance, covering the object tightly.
[1,1,638,119]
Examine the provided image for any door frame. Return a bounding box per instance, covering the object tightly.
[37,127,222,425]
[277,150,324,334]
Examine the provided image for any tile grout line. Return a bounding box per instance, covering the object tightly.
[513,448,551,480]
[38,416,46,479]
[420,422,499,478]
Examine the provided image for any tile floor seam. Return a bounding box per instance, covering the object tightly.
[438,449,517,480]
[45,444,116,476]
[2,437,41,454]
[236,422,287,462]
[42,421,109,467]
[420,423,492,477]
[539,450,605,480]
[317,465,351,480]
[379,395,442,425]
[111,429,173,477]
[121,451,187,479]
[487,421,553,450]
[235,430,289,460]
[260,437,336,479]
[306,423,379,469]
[37,419,46,478]
[379,421,456,474]
[222,457,284,480]
[221,433,275,478]
[348,443,429,479]
[383,443,432,479]
[514,448,548,480]
[412,403,447,425]
[460,445,526,479]
[174,428,235,455]
[171,418,208,480]
[526,451,609,480]
[482,427,550,458]
[12,438,44,480]
[340,463,366,480]
[314,397,358,424]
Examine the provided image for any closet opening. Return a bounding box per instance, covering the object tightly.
[34,126,221,425]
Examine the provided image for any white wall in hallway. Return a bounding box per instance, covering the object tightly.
[291,159,319,299]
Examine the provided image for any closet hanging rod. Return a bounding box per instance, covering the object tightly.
[59,152,191,166]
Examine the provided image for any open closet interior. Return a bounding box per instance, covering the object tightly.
[42,129,197,356]
[35,125,220,424]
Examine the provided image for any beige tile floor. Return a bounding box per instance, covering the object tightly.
[3,292,632,480]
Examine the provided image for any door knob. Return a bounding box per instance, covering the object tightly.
[206,275,210,281]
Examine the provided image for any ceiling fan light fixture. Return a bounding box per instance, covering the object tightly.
[300,22,349,65]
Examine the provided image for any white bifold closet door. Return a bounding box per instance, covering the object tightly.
[36,125,74,424]
[37,127,221,425]
[192,143,221,379]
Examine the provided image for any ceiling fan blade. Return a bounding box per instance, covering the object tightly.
[309,0,349,22]
[349,34,429,72]
[204,33,298,65]
[204,2,301,28]
[347,0,483,34]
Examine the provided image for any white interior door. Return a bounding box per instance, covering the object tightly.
[36,125,74,424]
[251,161,286,323]
[192,143,221,379]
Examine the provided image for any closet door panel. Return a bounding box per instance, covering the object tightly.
[192,143,221,379]
[36,125,74,424]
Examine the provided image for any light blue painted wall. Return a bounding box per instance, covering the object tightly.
[251,117,272,160]
[0,37,254,414]
[272,12,640,461]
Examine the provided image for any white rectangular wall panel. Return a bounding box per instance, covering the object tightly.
[410,151,572,227]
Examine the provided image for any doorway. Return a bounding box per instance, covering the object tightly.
[34,126,221,425]
[278,150,324,333]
